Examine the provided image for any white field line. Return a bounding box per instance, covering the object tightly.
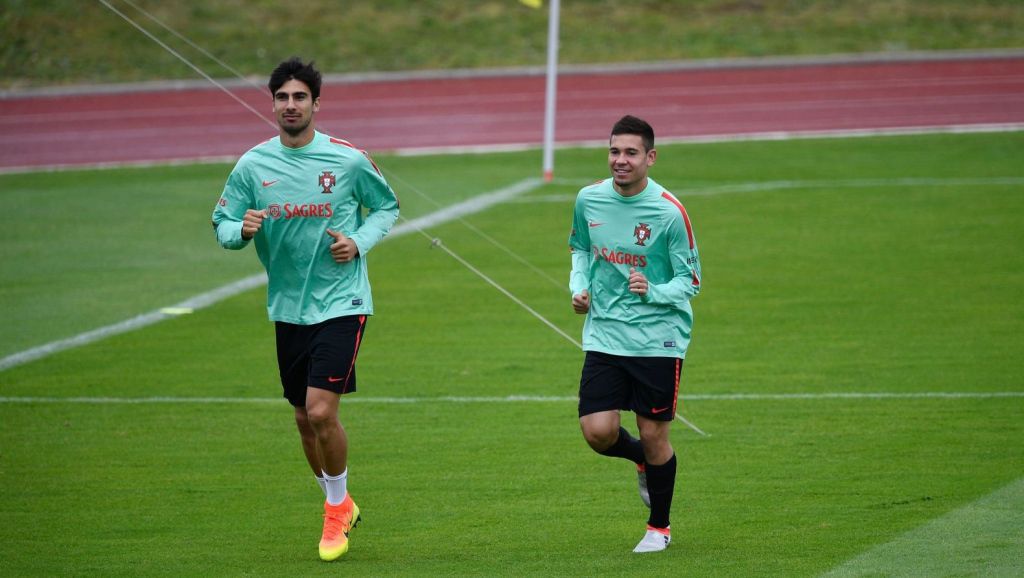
[0,177,542,373]
[0,392,1021,405]
[682,176,1024,196]
[390,122,1024,158]
[520,176,1024,202]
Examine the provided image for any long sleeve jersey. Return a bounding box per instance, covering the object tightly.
[568,177,701,358]
[212,131,399,324]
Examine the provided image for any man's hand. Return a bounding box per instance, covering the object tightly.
[327,229,360,263]
[628,267,649,297]
[241,209,267,240]
[572,289,590,314]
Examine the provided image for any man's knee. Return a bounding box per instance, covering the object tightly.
[294,407,316,435]
[581,421,619,452]
[637,419,673,463]
[304,397,338,431]
[580,411,622,451]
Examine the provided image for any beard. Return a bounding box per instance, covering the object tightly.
[279,115,311,136]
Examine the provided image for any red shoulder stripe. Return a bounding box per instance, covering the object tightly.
[329,137,356,149]
[662,191,700,288]
[360,150,383,176]
[330,137,384,177]
[660,191,695,250]
[329,137,392,201]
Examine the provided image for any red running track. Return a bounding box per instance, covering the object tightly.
[2,57,1023,170]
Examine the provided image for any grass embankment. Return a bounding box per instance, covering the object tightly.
[2,0,1023,89]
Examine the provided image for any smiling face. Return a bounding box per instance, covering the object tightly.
[608,133,656,197]
[273,78,319,141]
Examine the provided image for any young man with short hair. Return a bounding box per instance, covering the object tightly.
[568,115,701,553]
[212,57,399,561]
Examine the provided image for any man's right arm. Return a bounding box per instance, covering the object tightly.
[568,192,591,312]
[211,167,254,250]
[569,248,590,297]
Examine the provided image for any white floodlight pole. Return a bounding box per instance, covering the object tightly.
[541,0,560,182]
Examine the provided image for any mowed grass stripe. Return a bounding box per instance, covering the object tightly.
[821,477,1024,577]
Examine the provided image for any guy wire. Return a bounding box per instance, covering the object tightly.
[381,170,567,291]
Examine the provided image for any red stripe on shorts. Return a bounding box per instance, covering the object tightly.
[342,315,366,394]
[672,358,681,414]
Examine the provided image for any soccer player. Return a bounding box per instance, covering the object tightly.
[211,58,399,561]
[568,115,701,553]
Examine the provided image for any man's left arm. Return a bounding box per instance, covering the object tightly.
[640,211,701,306]
[349,153,400,256]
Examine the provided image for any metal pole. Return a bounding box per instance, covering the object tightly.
[541,0,560,182]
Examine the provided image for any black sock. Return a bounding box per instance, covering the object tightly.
[596,427,645,464]
[645,453,677,529]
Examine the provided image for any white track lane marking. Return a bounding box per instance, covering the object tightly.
[5,73,1022,125]
[4,123,1024,175]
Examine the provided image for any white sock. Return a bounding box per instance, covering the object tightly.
[315,475,327,496]
[323,468,348,506]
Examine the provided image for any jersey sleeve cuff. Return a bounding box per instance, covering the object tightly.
[217,220,250,250]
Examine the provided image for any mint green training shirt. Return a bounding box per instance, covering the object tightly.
[568,178,701,358]
[212,131,399,324]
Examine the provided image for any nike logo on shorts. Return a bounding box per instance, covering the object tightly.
[651,406,671,414]
[327,376,344,383]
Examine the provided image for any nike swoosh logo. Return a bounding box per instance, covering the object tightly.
[262,179,279,187]
[589,222,604,228]
[327,376,344,383]
[650,406,671,414]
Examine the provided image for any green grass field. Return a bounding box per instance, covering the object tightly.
[1,132,1023,575]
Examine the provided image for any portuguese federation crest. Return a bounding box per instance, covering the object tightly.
[318,170,336,194]
[634,222,652,246]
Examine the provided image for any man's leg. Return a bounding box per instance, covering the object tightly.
[579,351,644,461]
[294,406,328,495]
[634,415,676,552]
[305,388,348,498]
[306,387,359,562]
[581,410,644,458]
[579,352,649,507]
[583,410,650,509]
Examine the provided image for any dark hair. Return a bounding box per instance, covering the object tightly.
[268,57,322,100]
[610,115,655,151]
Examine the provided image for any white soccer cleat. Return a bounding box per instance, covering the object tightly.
[637,463,650,508]
[633,526,671,553]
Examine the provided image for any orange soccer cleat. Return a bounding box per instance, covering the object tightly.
[319,494,361,561]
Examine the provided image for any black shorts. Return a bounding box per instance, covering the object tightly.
[275,315,367,407]
[578,351,683,422]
